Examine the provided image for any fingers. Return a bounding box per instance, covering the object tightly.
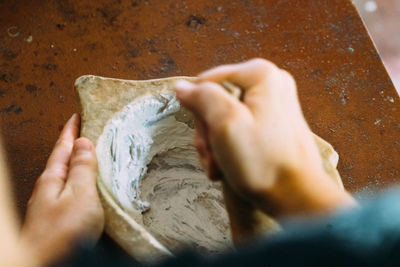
[208,155,224,181]
[194,119,221,181]
[194,120,209,161]
[194,127,211,177]
[46,113,80,173]
[175,80,244,131]
[33,114,80,199]
[197,58,278,89]
[197,59,297,116]
[65,138,98,197]
[175,80,249,182]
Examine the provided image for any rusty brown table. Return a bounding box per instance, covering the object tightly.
[0,0,399,253]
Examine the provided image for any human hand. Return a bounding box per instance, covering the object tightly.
[20,114,104,266]
[175,59,355,218]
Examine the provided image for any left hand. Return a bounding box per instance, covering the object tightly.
[20,114,104,266]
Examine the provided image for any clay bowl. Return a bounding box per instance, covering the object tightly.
[75,75,343,263]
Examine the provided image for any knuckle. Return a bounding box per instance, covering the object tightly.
[190,82,221,101]
[280,69,295,82]
[280,70,297,93]
[249,58,276,71]
[41,167,66,181]
[249,57,268,65]
[70,152,96,167]
[247,58,281,83]
[34,175,55,192]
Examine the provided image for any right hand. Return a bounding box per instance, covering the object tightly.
[175,59,355,217]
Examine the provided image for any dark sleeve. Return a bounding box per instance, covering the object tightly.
[58,188,400,267]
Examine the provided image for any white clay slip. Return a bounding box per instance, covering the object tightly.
[96,92,232,254]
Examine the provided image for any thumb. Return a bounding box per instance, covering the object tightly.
[174,80,243,132]
[65,138,98,196]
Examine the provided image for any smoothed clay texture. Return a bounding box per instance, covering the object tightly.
[96,93,231,254]
[140,149,230,253]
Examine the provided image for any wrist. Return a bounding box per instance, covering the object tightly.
[222,183,280,245]
[255,165,356,218]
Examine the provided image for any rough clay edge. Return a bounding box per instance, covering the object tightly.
[75,74,344,262]
[74,74,194,89]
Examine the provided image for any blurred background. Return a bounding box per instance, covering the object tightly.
[353,0,400,93]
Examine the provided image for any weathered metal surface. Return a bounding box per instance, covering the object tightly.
[0,0,398,217]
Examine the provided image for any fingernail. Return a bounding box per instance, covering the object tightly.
[174,80,195,93]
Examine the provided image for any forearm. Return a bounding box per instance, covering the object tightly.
[0,138,41,267]
[223,165,356,245]
[0,138,22,265]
